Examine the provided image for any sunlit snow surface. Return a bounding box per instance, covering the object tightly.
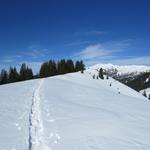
[0,69,150,150]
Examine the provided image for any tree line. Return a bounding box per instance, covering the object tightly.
[0,59,85,85]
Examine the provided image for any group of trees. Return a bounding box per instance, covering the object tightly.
[39,59,85,78]
[0,59,85,85]
[92,68,108,80]
[0,64,33,85]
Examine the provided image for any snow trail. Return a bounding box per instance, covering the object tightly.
[29,79,51,150]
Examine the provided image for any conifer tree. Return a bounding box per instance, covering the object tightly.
[48,60,57,76]
[26,67,33,80]
[9,67,19,83]
[143,90,147,98]
[39,62,49,78]
[99,68,104,79]
[79,60,85,72]
[19,63,33,80]
[66,59,74,73]
[75,61,80,71]
[75,60,85,72]
[0,69,8,84]
[20,63,27,81]
[57,59,66,74]
[106,75,109,79]
[93,74,95,79]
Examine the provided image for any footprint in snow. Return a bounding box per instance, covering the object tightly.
[14,123,22,131]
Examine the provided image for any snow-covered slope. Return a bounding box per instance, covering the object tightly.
[90,63,150,75]
[0,70,150,150]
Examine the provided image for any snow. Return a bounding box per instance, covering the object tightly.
[0,69,150,150]
[29,79,51,150]
[145,77,150,83]
[140,88,150,97]
[90,63,150,75]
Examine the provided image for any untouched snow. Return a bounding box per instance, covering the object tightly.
[0,70,150,150]
[90,63,150,75]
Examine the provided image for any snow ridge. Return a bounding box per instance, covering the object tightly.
[29,79,51,150]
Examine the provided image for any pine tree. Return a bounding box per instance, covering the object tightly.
[26,67,33,80]
[66,59,74,73]
[93,74,95,79]
[75,61,80,71]
[8,67,19,83]
[39,62,49,78]
[20,63,27,81]
[99,68,104,79]
[19,63,33,80]
[143,90,147,98]
[80,60,85,72]
[57,59,66,74]
[75,60,85,72]
[48,60,57,76]
[0,69,8,84]
[106,75,109,79]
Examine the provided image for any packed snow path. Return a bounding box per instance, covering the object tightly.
[29,79,51,150]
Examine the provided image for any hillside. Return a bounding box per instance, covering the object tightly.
[0,70,150,150]
[89,64,150,91]
[90,64,150,75]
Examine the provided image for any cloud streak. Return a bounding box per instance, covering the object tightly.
[75,44,119,60]
[73,40,150,66]
[75,30,106,36]
[66,40,90,46]
[20,49,48,58]
[75,40,130,60]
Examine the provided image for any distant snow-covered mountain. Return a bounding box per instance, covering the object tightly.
[89,64,150,91]
[89,63,150,76]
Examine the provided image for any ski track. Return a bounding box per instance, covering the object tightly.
[29,79,51,150]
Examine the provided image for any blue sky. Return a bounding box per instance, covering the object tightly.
[0,0,150,73]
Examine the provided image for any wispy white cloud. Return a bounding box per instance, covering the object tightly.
[75,30,107,36]
[1,47,49,74]
[2,55,22,63]
[75,44,117,60]
[73,40,150,66]
[66,40,90,46]
[1,47,48,64]
[20,49,48,58]
[75,40,130,60]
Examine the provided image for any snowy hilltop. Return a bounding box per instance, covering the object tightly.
[0,68,150,150]
[89,63,150,75]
